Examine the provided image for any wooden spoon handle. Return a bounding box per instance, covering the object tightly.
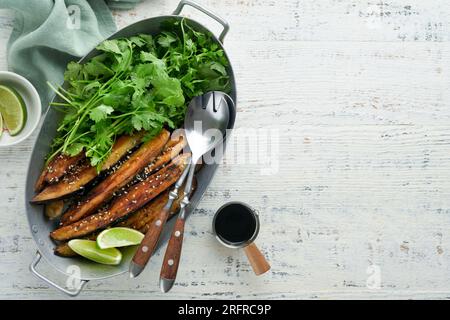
[132,206,171,267]
[244,242,271,275]
[159,217,186,290]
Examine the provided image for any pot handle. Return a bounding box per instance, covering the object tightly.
[173,0,229,43]
[29,251,88,297]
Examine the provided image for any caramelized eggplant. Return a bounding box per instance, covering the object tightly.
[34,152,85,192]
[118,177,196,233]
[59,130,170,225]
[53,177,196,257]
[143,134,187,176]
[31,132,145,203]
[44,200,65,220]
[50,153,189,241]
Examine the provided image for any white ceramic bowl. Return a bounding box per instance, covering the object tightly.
[0,71,41,146]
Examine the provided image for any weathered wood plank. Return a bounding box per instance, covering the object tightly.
[1,0,450,299]
[115,0,450,42]
[2,124,450,299]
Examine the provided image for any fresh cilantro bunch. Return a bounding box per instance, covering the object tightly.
[48,18,230,169]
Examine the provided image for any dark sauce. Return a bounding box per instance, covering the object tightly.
[214,203,257,244]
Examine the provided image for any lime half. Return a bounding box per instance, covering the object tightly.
[0,85,27,136]
[97,227,144,249]
[68,239,122,265]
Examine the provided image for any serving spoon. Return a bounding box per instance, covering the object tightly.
[128,91,232,282]
[159,91,231,292]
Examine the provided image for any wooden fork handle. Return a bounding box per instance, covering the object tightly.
[159,217,186,291]
[132,206,171,267]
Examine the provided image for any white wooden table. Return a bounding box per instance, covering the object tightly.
[1,0,450,299]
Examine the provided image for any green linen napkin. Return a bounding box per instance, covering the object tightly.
[0,0,141,111]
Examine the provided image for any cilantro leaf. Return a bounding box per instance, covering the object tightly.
[157,32,177,47]
[48,19,231,168]
[210,62,227,76]
[64,62,83,81]
[140,52,166,70]
[66,143,84,156]
[151,77,185,107]
[89,105,114,122]
[84,59,113,78]
[96,40,122,55]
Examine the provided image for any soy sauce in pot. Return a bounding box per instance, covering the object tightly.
[214,203,257,244]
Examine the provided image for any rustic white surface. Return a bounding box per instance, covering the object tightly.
[1,0,450,299]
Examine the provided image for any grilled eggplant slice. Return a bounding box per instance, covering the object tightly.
[44,153,85,184]
[118,190,172,231]
[50,153,190,241]
[54,192,175,257]
[54,192,178,257]
[100,131,146,170]
[54,177,196,258]
[34,152,85,192]
[31,132,145,203]
[31,162,95,204]
[118,177,196,232]
[44,200,65,220]
[34,169,47,194]
[54,243,77,257]
[53,178,196,257]
[60,130,170,226]
[143,134,187,176]
[111,134,187,197]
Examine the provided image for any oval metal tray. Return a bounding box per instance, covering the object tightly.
[24,0,236,296]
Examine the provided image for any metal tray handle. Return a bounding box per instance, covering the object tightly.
[30,251,88,297]
[173,0,230,43]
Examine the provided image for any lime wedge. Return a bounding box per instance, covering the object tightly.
[97,227,144,249]
[68,239,122,265]
[0,85,27,136]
